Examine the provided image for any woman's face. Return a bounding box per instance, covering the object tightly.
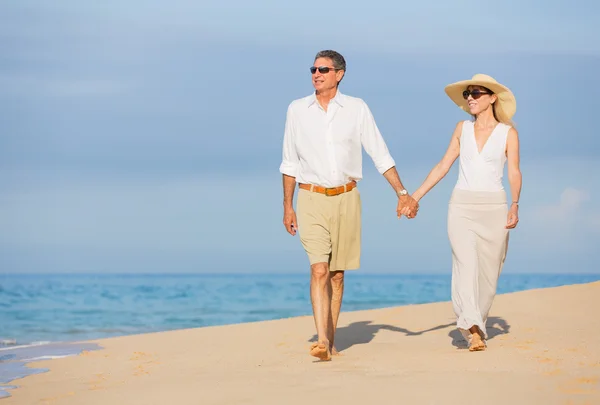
[463,85,497,115]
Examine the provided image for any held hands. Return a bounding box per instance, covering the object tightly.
[397,195,419,219]
[506,203,519,229]
[283,207,298,235]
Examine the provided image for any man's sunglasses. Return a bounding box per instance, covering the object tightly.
[462,89,492,100]
[310,66,337,74]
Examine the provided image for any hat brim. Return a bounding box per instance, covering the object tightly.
[444,79,516,119]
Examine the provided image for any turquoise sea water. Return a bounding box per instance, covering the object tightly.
[3,273,600,345]
[1,273,599,398]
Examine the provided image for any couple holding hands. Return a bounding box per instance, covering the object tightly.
[279,50,522,360]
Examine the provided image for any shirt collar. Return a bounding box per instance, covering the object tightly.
[307,89,345,108]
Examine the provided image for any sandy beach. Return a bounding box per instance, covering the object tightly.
[3,281,600,405]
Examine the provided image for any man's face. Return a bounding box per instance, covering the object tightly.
[311,57,344,92]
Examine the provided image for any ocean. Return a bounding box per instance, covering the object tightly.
[1,272,599,398]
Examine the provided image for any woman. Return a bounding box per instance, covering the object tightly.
[407,74,522,351]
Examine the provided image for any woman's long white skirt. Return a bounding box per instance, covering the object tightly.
[448,188,509,343]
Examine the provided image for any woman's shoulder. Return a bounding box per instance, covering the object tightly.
[499,122,517,136]
[453,120,471,139]
[460,120,475,130]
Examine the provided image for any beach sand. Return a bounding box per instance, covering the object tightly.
[4,281,600,405]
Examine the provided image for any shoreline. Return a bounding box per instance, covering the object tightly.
[3,273,599,348]
[2,281,599,404]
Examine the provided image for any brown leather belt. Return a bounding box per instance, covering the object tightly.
[298,181,357,197]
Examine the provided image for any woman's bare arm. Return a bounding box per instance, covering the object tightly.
[505,127,522,228]
[411,121,463,203]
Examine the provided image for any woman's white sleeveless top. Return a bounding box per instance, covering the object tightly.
[455,120,510,192]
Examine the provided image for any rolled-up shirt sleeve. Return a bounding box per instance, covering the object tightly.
[279,104,299,177]
[359,100,395,174]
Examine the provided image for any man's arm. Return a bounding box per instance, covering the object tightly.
[280,104,300,235]
[359,100,396,177]
[383,166,419,217]
[282,174,298,235]
[382,166,407,195]
[283,174,296,210]
[359,101,418,217]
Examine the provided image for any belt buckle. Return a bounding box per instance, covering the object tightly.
[324,187,337,197]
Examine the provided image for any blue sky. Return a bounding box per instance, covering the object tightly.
[1,1,599,274]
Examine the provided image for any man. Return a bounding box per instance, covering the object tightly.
[279,50,418,361]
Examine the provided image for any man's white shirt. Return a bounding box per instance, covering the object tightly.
[279,90,396,188]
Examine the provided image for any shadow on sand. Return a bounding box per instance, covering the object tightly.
[308,316,510,352]
[448,316,511,349]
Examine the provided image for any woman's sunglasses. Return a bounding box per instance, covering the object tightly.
[310,66,336,74]
[462,89,491,100]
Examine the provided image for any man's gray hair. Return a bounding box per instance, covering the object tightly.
[314,50,346,72]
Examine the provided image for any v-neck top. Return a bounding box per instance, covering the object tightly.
[455,120,510,192]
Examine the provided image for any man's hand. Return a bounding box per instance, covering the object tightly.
[283,207,298,235]
[397,195,419,219]
[505,204,519,229]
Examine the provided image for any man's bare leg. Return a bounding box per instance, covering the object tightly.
[309,262,332,360]
[328,270,344,355]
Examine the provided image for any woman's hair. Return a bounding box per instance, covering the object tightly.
[471,86,516,127]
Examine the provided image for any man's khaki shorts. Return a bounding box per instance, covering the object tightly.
[296,187,361,271]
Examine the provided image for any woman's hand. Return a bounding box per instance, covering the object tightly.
[397,195,419,219]
[506,203,519,229]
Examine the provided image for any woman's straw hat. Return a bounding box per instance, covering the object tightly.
[444,73,516,119]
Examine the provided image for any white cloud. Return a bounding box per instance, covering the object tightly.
[534,187,598,227]
[534,187,591,222]
[494,157,600,260]
[525,187,600,253]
